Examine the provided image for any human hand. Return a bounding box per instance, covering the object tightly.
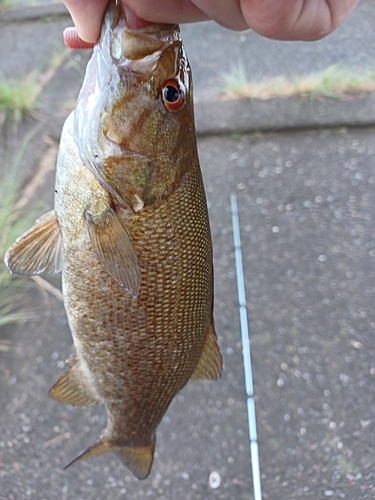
[63,0,360,44]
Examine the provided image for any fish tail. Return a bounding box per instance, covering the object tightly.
[115,437,156,479]
[64,436,156,480]
[64,438,111,470]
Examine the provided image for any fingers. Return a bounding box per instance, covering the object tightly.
[62,0,361,44]
[62,0,107,43]
[241,0,361,41]
[123,0,210,25]
[123,0,250,29]
[62,0,179,43]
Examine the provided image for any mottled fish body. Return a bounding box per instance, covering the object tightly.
[4,0,221,479]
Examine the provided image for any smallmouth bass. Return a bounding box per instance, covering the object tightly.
[4,0,222,479]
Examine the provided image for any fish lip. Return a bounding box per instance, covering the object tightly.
[123,23,179,35]
[105,0,178,37]
[106,0,179,36]
[102,0,180,62]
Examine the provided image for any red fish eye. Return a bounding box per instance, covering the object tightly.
[161,80,185,112]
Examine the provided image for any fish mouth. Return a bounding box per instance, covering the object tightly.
[103,0,180,63]
[123,22,180,38]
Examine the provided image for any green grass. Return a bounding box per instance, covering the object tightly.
[0,124,46,330]
[0,49,69,335]
[0,49,69,122]
[220,64,375,100]
[0,48,69,343]
[0,73,40,121]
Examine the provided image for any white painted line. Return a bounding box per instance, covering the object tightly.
[231,193,262,500]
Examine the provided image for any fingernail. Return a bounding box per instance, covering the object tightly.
[63,27,95,49]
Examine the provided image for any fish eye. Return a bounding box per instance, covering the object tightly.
[161,80,185,112]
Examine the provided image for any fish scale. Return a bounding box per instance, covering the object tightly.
[4,0,222,480]
[58,82,217,476]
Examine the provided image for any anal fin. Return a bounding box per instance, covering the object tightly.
[49,360,99,406]
[190,323,222,380]
[4,210,63,275]
[65,436,156,480]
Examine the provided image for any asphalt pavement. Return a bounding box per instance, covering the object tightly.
[0,2,375,499]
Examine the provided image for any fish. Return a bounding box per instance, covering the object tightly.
[4,0,222,480]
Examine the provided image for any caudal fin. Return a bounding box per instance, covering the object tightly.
[64,436,156,480]
[115,437,156,479]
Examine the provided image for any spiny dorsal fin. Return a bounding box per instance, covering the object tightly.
[190,323,222,380]
[65,437,156,480]
[49,361,99,406]
[85,205,141,298]
[4,210,63,275]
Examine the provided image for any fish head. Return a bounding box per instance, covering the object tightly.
[74,0,196,212]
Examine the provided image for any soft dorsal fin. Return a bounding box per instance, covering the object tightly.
[49,360,99,406]
[65,436,156,480]
[4,210,63,275]
[190,323,222,380]
[85,205,141,298]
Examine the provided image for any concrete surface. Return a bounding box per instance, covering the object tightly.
[195,93,375,135]
[1,1,375,499]
[182,0,375,102]
[2,0,375,103]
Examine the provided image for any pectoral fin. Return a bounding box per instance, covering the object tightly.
[49,361,99,406]
[85,206,141,298]
[190,323,222,380]
[4,210,62,275]
[65,436,156,480]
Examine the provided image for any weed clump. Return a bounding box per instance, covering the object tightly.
[220,64,375,100]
